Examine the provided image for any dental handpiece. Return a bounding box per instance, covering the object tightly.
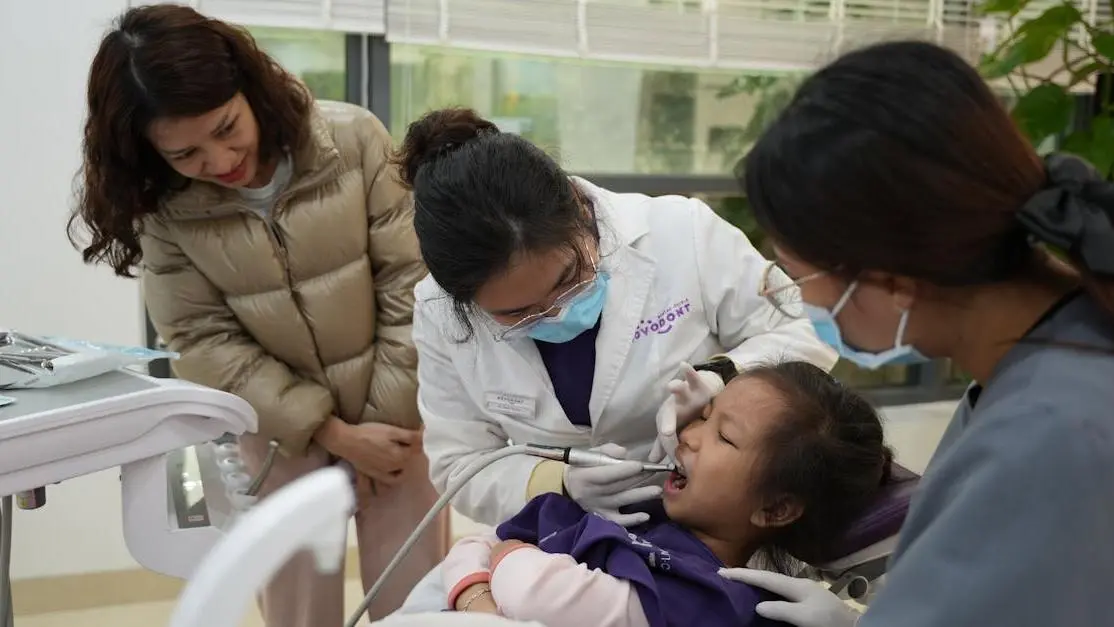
[524,443,675,472]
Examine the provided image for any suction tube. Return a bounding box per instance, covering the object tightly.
[344,445,529,627]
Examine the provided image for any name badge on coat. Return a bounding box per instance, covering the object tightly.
[485,392,537,419]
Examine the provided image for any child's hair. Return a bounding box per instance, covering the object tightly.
[740,361,892,573]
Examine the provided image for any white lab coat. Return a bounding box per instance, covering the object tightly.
[413,178,837,526]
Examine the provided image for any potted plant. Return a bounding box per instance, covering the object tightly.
[978,0,1114,177]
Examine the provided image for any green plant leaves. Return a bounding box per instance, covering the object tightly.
[980,3,1084,77]
[1069,61,1106,87]
[978,1,1114,179]
[1089,115,1114,177]
[1012,82,1074,144]
[716,75,782,99]
[1093,32,1114,62]
[1062,114,1114,178]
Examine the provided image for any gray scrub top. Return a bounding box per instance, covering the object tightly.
[861,293,1114,627]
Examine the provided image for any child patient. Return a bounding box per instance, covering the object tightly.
[441,361,892,627]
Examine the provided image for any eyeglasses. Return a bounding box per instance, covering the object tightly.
[492,251,600,340]
[757,261,826,320]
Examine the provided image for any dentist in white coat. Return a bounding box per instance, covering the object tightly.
[396,108,836,535]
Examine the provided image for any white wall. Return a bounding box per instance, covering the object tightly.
[0,1,489,582]
[1,0,142,580]
[0,1,141,341]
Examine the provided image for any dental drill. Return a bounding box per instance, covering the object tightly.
[343,444,673,627]
[522,444,675,473]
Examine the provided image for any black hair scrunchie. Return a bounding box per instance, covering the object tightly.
[1017,153,1114,277]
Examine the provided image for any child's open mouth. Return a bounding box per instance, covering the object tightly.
[666,463,688,492]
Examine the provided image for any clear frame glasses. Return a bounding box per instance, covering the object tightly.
[757,261,826,320]
[492,251,601,340]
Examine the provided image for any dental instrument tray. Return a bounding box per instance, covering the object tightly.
[0,329,177,390]
[0,369,256,498]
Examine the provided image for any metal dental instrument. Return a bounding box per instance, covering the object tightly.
[0,332,70,386]
[524,443,676,473]
[344,443,673,627]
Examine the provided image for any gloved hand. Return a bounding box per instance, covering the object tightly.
[718,568,861,627]
[563,443,663,527]
[649,362,726,463]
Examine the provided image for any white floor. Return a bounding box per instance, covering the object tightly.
[13,401,957,627]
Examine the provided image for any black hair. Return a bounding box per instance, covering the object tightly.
[741,362,891,573]
[742,40,1114,321]
[742,40,1046,289]
[393,107,598,339]
[70,4,312,277]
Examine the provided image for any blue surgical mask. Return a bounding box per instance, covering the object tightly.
[524,273,610,344]
[803,282,929,370]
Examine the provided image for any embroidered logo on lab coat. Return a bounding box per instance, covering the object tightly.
[634,299,692,340]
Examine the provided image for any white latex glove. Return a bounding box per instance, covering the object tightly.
[718,568,861,627]
[563,443,663,527]
[649,362,726,463]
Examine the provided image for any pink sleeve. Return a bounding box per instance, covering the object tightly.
[490,547,650,627]
[441,533,500,608]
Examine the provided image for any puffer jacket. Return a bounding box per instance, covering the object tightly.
[140,101,425,457]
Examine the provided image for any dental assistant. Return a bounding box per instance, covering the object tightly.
[714,41,1114,627]
[398,108,837,527]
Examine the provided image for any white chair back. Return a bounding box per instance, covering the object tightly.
[167,467,353,627]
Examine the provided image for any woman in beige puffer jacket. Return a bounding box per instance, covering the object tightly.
[70,6,447,624]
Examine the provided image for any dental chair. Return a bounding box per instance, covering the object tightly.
[168,467,352,627]
[168,466,542,627]
[802,463,921,603]
[394,463,922,619]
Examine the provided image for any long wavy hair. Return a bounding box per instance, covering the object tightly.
[69,4,313,277]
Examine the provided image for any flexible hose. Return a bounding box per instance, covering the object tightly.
[344,445,528,627]
[1,495,14,627]
[245,440,280,497]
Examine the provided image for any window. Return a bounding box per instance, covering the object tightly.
[389,44,794,176]
[832,362,915,389]
[250,27,347,101]
[946,360,973,385]
[185,31,961,407]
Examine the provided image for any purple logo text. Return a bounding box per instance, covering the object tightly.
[634,299,692,340]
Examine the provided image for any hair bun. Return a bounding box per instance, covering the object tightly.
[394,108,499,189]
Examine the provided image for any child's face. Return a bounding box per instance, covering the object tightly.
[662,376,797,541]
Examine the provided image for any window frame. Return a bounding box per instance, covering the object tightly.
[144,31,972,407]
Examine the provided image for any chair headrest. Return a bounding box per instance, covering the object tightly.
[817,463,921,563]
